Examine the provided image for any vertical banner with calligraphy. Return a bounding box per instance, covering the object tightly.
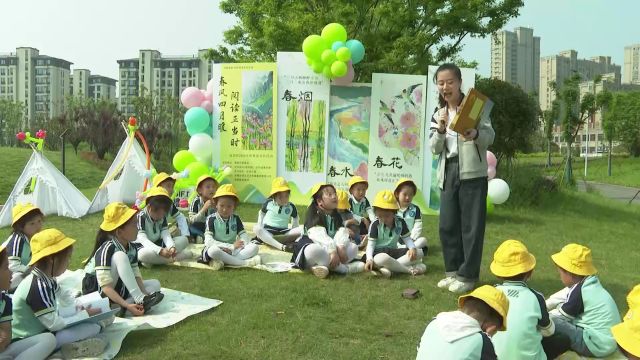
[369,73,429,209]
[215,63,278,203]
[327,84,371,190]
[424,66,475,212]
[276,52,330,205]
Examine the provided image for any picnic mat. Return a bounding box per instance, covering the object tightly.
[557,350,627,360]
[51,270,223,359]
[169,244,304,273]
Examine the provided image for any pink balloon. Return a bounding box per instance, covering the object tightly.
[333,61,354,85]
[200,100,214,113]
[206,78,215,95]
[181,87,204,108]
[486,151,497,168]
[204,90,213,102]
[488,166,496,180]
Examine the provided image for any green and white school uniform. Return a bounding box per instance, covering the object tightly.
[365,216,414,261]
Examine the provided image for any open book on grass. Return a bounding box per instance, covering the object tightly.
[60,292,119,327]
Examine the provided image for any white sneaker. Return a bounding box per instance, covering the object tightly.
[410,263,427,276]
[437,276,456,289]
[378,268,392,279]
[208,259,225,270]
[244,255,261,267]
[347,262,365,274]
[311,265,329,279]
[61,337,107,359]
[448,279,476,294]
[175,249,194,261]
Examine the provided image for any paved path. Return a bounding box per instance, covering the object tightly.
[577,181,640,205]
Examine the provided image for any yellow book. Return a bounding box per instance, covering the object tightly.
[449,88,493,135]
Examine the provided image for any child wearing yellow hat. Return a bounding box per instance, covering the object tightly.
[252,177,301,252]
[347,176,376,236]
[199,184,261,269]
[290,183,364,279]
[336,189,364,247]
[83,203,164,317]
[12,229,108,358]
[612,313,640,359]
[135,187,192,265]
[416,285,508,359]
[153,172,190,238]
[2,203,44,290]
[547,243,621,358]
[490,240,565,359]
[363,190,425,278]
[394,178,428,254]
[188,175,219,241]
[0,243,56,359]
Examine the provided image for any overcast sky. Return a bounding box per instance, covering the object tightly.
[1,0,637,82]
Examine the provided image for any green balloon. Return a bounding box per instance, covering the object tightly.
[321,49,337,65]
[322,65,333,79]
[311,60,324,74]
[331,61,348,77]
[184,107,210,135]
[486,196,495,215]
[336,47,351,62]
[185,162,209,183]
[321,23,347,44]
[173,150,197,172]
[306,57,313,66]
[302,34,328,61]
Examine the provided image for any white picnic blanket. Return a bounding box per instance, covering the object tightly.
[50,270,223,359]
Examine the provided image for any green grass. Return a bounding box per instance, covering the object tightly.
[0,146,109,200]
[0,189,638,359]
[517,153,640,188]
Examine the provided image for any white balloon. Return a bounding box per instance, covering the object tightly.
[488,178,510,205]
[188,133,214,158]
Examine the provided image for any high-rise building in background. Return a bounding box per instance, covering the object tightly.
[0,47,116,126]
[117,49,212,115]
[70,69,117,102]
[623,43,640,85]
[539,50,621,112]
[490,27,540,94]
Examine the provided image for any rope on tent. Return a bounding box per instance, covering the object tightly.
[135,129,151,192]
[98,130,135,190]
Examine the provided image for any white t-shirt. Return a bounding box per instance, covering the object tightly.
[445,107,459,159]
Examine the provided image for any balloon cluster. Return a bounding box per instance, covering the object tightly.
[171,82,231,193]
[16,130,46,151]
[302,23,365,85]
[486,150,510,214]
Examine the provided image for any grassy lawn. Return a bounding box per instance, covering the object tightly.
[0,187,638,359]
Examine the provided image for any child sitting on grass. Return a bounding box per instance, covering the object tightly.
[3,203,44,291]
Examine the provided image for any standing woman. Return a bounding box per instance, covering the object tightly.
[429,63,495,294]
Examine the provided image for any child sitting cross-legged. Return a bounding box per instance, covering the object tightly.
[252,177,301,252]
[416,285,509,359]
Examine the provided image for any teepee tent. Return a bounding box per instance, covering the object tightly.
[86,135,153,214]
[0,151,91,227]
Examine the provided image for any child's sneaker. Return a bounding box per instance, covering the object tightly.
[410,263,427,276]
[347,262,365,274]
[437,276,456,289]
[378,268,392,279]
[251,236,263,245]
[60,337,107,359]
[448,279,475,294]
[282,242,295,253]
[244,255,261,267]
[311,265,329,279]
[140,291,164,313]
[208,259,225,270]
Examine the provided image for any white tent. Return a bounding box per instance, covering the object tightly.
[86,136,153,214]
[0,151,90,227]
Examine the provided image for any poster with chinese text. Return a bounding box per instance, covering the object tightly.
[276,52,330,205]
[327,84,371,190]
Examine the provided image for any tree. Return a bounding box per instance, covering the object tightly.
[542,98,560,168]
[48,96,92,155]
[0,99,25,147]
[207,0,523,81]
[474,78,539,173]
[596,88,613,175]
[84,100,122,160]
[556,73,596,184]
[607,92,640,158]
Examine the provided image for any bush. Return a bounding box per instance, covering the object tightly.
[501,163,558,208]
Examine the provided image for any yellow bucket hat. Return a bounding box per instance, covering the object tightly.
[310,183,334,199]
[196,174,217,189]
[459,285,509,331]
[11,203,42,226]
[270,177,291,197]
[394,178,417,194]
[213,184,239,201]
[490,239,536,277]
[101,202,138,232]
[624,284,640,321]
[145,187,171,201]
[152,172,175,188]
[612,316,640,357]
[337,189,350,210]
[373,190,399,210]
[348,176,368,190]
[29,229,76,266]
[551,243,597,276]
